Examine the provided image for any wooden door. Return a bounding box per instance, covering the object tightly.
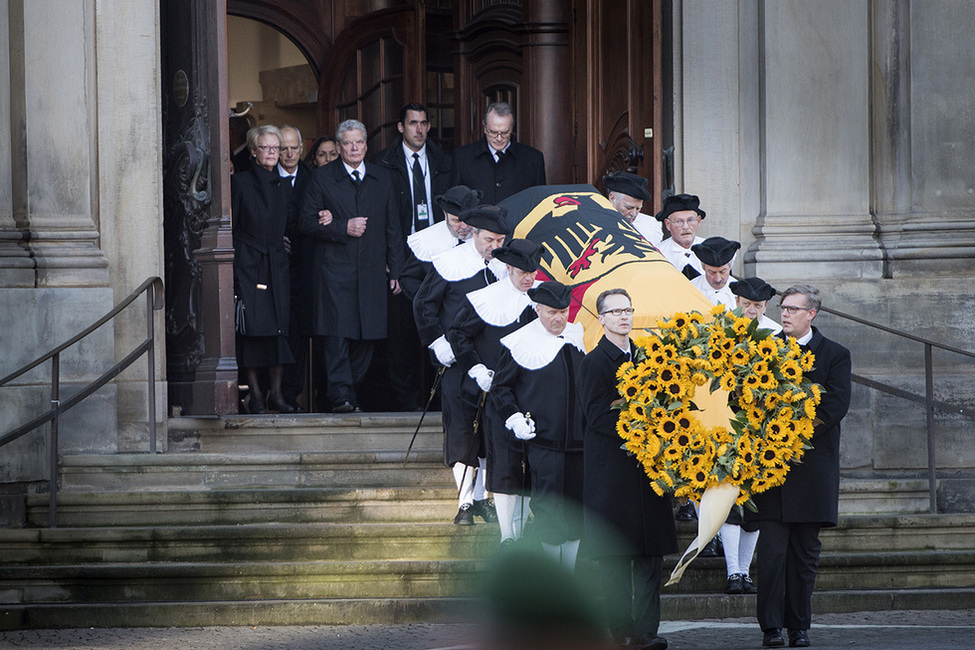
[580,0,663,207]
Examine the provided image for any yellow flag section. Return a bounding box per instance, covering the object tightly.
[501,184,714,351]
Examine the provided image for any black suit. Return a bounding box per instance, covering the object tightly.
[450,137,545,205]
[280,162,313,405]
[578,335,678,640]
[375,139,452,409]
[748,326,851,632]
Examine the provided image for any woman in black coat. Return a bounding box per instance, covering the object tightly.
[231,125,294,414]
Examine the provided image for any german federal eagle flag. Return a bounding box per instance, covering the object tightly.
[499,184,714,350]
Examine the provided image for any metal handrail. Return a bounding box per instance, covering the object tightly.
[0,276,164,528]
[819,304,975,514]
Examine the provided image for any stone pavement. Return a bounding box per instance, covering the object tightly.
[0,610,972,650]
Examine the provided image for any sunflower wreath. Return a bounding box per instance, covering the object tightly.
[615,304,823,508]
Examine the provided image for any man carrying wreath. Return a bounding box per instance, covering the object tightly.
[578,288,676,650]
[747,285,851,648]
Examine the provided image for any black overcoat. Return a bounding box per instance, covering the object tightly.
[375,137,452,240]
[297,160,404,340]
[578,335,678,558]
[449,138,546,205]
[748,327,852,527]
[231,165,291,337]
[283,162,312,336]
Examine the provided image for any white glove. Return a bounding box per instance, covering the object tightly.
[429,335,455,367]
[468,363,494,392]
[506,412,536,440]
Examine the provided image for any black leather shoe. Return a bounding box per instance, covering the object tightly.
[725,573,744,594]
[642,635,668,650]
[763,629,785,647]
[741,574,758,594]
[471,499,498,523]
[453,504,474,525]
[788,629,810,647]
[699,535,723,557]
[332,399,354,414]
[675,502,697,521]
[267,397,295,414]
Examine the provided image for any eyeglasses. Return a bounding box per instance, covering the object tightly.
[666,217,700,227]
[256,145,280,152]
[600,307,635,317]
[779,305,814,315]
[280,146,301,153]
[486,129,512,138]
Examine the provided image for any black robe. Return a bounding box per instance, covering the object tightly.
[578,335,678,558]
[492,320,587,542]
[297,160,404,340]
[449,138,546,205]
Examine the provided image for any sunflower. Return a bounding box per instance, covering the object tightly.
[719,372,736,391]
[756,338,780,358]
[800,350,815,371]
[616,361,634,380]
[803,398,817,419]
[655,414,680,439]
[730,347,751,366]
[779,359,801,382]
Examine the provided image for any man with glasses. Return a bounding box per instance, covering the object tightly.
[450,101,546,204]
[578,288,676,650]
[655,194,708,280]
[747,285,851,648]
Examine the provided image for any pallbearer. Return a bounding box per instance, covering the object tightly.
[448,239,542,535]
[413,206,509,525]
[492,281,586,569]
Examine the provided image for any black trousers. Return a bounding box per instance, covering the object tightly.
[756,520,822,632]
[322,336,374,405]
[600,555,664,640]
[386,292,422,410]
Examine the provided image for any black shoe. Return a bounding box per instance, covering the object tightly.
[247,394,266,415]
[741,574,758,594]
[788,629,810,647]
[642,636,668,650]
[500,538,516,551]
[675,502,697,521]
[267,397,295,414]
[699,535,723,557]
[332,399,354,414]
[471,499,498,523]
[725,573,744,594]
[763,629,785,647]
[453,504,474,525]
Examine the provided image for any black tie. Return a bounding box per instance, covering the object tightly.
[352,169,361,187]
[287,175,295,187]
[495,149,506,164]
[412,153,427,232]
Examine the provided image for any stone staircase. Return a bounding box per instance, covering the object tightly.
[1,413,973,630]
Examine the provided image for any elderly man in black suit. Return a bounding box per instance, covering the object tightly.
[578,288,676,650]
[748,285,852,649]
[298,119,405,414]
[450,101,546,204]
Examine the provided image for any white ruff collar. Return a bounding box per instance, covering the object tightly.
[408,221,462,262]
[432,240,507,282]
[466,278,538,326]
[500,320,585,370]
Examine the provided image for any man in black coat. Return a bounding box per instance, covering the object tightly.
[375,103,453,410]
[577,288,676,650]
[297,119,405,413]
[450,101,546,205]
[748,285,852,649]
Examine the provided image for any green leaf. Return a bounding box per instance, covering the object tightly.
[744,498,759,513]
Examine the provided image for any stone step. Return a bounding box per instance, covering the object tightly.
[838,478,932,515]
[0,522,497,565]
[168,413,444,454]
[25,487,465,527]
[2,587,974,631]
[59,451,450,492]
[0,550,972,605]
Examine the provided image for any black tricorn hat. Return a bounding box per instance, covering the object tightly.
[654,193,706,222]
[603,171,651,201]
[529,281,573,309]
[730,276,777,302]
[435,185,483,216]
[461,205,510,235]
[492,238,543,272]
[691,236,740,267]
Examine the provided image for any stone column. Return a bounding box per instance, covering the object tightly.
[520,0,573,183]
[744,0,883,279]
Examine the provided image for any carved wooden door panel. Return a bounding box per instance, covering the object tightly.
[316,7,423,152]
[585,0,663,208]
